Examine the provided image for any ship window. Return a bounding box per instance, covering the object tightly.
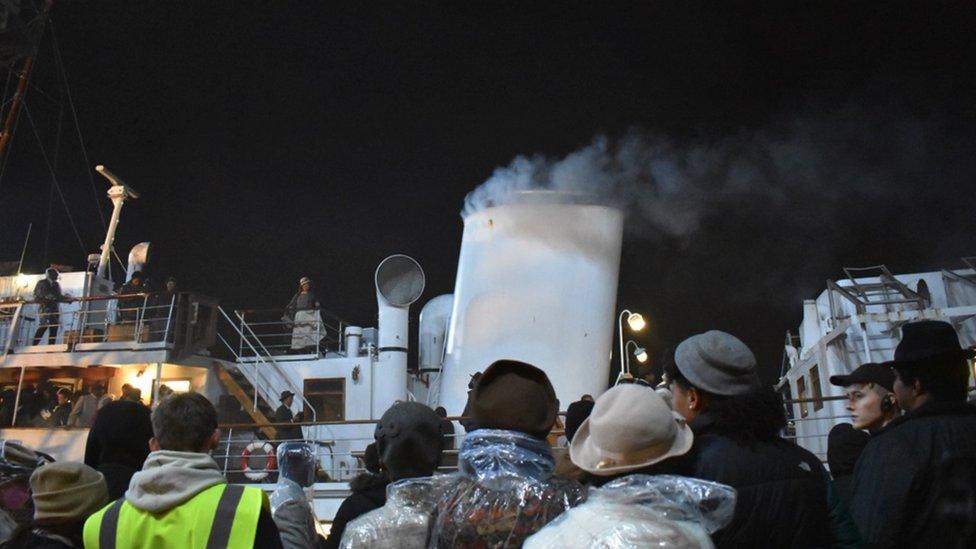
[796,376,808,418]
[810,365,824,411]
[304,378,345,421]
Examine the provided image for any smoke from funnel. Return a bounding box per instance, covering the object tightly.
[464,101,976,247]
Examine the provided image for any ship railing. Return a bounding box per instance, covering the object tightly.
[0,293,181,353]
[230,307,348,360]
[781,395,847,463]
[215,306,318,430]
[215,415,569,482]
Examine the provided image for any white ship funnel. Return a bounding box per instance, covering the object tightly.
[373,254,425,417]
[440,190,624,418]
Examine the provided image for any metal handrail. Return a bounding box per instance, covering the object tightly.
[216,306,317,422]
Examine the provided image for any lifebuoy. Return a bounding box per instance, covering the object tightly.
[241,441,277,481]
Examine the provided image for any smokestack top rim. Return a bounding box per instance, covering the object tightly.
[462,189,622,219]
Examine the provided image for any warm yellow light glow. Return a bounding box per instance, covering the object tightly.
[627,313,646,332]
[635,348,648,363]
[15,273,31,288]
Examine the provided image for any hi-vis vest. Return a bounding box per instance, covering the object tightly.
[83,483,266,549]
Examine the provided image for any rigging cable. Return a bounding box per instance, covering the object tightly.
[49,21,106,231]
[22,100,87,258]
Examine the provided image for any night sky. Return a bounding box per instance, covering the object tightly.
[1,2,974,382]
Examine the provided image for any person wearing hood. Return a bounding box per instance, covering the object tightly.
[270,442,321,549]
[1,462,108,549]
[32,268,67,346]
[825,423,869,513]
[325,401,444,548]
[431,360,585,547]
[666,330,858,548]
[83,400,154,500]
[83,392,282,548]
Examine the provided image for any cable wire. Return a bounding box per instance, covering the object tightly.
[22,100,87,258]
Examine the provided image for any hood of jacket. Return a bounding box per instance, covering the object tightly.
[125,450,226,513]
[458,429,555,490]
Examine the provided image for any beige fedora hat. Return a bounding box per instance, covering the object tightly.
[570,383,693,475]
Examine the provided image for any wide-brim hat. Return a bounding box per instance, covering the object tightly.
[882,320,975,368]
[829,362,895,392]
[470,359,557,439]
[280,390,295,401]
[570,384,693,475]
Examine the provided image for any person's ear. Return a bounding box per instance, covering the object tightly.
[207,429,221,452]
[911,378,925,397]
[687,386,703,411]
[149,437,161,452]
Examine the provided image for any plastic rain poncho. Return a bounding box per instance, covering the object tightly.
[524,474,737,549]
[270,442,318,549]
[340,429,586,549]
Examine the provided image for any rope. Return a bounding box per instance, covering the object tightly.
[49,21,106,231]
[22,101,87,257]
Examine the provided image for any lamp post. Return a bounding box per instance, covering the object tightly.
[624,339,648,378]
[617,309,646,381]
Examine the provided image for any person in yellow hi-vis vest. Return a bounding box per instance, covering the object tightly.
[83,393,283,548]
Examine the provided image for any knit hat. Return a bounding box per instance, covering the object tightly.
[675,330,760,396]
[374,401,444,481]
[570,384,693,475]
[470,359,558,439]
[30,462,108,524]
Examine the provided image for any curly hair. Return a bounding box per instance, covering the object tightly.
[664,359,786,446]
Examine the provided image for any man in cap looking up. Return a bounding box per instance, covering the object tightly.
[665,330,855,548]
[849,320,976,547]
[829,362,899,434]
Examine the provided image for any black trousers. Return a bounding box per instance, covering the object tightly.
[33,316,59,345]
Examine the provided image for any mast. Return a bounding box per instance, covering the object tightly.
[0,0,53,165]
[94,165,139,279]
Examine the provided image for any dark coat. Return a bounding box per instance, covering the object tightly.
[322,472,389,549]
[685,413,837,548]
[32,279,63,314]
[0,523,82,549]
[564,399,595,443]
[274,405,304,441]
[850,401,976,548]
[84,400,153,499]
[117,282,146,321]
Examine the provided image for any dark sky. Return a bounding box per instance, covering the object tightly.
[1,1,974,382]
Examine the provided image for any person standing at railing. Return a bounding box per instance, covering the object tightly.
[283,277,323,354]
[147,276,179,342]
[273,391,304,441]
[32,268,67,345]
[116,271,147,325]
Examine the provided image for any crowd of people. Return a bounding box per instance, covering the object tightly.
[0,319,972,548]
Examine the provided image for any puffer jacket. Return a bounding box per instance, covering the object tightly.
[685,414,842,548]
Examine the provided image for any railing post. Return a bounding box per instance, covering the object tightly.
[316,311,321,357]
[163,294,176,343]
[136,294,149,342]
[11,366,25,426]
[223,428,233,475]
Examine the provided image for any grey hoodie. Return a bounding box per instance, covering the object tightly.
[125,450,227,513]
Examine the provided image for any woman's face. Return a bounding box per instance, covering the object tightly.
[844,383,889,431]
[301,282,311,292]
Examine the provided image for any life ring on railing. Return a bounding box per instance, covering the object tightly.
[241,442,277,481]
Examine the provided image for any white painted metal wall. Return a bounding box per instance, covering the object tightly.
[439,192,625,417]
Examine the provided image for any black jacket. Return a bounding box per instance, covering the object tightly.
[32,279,63,314]
[322,472,389,549]
[850,401,976,548]
[564,399,595,443]
[685,414,837,548]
